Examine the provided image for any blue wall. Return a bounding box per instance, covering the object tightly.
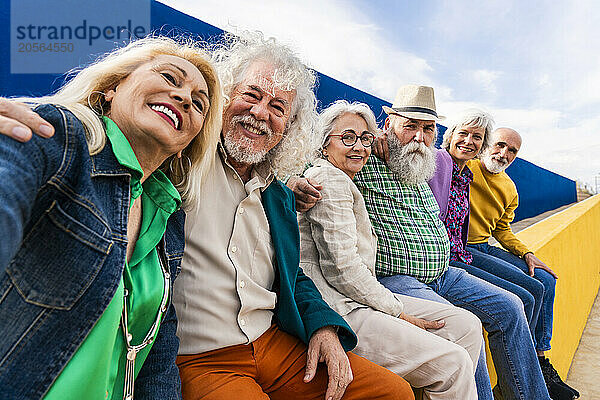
[1,0,576,221]
[506,158,576,221]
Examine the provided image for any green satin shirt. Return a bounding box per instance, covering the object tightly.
[44,117,180,400]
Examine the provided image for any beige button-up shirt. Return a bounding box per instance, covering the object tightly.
[298,159,404,318]
[174,146,277,354]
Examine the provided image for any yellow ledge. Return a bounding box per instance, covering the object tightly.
[485,194,600,385]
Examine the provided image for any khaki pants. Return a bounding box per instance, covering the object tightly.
[345,294,482,400]
[177,324,414,400]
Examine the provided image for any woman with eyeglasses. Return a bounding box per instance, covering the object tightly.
[297,100,483,400]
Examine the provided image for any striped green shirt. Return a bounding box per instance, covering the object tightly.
[354,156,450,283]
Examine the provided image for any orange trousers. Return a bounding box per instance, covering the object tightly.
[177,324,413,400]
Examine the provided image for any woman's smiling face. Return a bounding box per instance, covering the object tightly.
[105,54,210,157]
[448,124,485,166]
[324,112,372,179]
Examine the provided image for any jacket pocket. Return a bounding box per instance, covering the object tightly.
[7,201,113,310]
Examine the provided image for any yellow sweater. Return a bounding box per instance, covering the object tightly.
[467,159,531,257]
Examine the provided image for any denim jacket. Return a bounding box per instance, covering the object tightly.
[0,104,184,400]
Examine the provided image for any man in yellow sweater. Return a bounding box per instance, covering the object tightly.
[466,128,579,399]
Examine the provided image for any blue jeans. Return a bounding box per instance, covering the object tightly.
[379,267,550,400]
[467,243,556,351]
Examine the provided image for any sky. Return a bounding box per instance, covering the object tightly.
[160,0,600,191]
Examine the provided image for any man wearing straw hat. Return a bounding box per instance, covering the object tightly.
[290,85,552,400]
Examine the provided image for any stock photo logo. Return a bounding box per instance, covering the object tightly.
[10,0,150,74]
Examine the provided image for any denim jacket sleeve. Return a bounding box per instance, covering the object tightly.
[0,104,66,270]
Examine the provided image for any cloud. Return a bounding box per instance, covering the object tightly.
[432,0,514,42]
[159,0,447,102]
[468,69,502,95]
[160,0,599,187]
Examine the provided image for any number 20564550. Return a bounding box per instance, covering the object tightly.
[18,42,74,52]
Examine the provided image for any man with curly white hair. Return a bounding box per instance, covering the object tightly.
[0,33,413,400]
[174,33,411,399]
[172,32,412,400]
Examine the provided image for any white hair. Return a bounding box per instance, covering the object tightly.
[441,108,494,155]
[317,100,379,152]
[15,35,223,209]
[211,31,318,176]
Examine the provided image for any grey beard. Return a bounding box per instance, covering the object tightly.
[481,154,509,173]
[223,114,274,165]
[223,133,268,165]
[386,134,437,184]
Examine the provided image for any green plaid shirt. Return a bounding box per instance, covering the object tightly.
[354,156,450,283]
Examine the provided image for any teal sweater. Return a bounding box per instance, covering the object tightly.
[262,179,357,351]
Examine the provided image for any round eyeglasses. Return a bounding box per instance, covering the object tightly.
[328,130,376,147]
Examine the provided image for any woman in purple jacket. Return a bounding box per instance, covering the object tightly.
[428,111,536,310]
[428,109,539,318]
[428,110,543,328]
[429,111,577,399]
[428,109,493,271]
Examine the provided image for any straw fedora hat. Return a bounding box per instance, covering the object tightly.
[382,84,444,121]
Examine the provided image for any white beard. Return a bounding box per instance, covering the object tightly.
[223,132,268,165]
[223,114,274,165]
[481,152,509,173]
[386,134,437,184]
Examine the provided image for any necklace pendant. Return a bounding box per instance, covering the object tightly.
[123,348,138,400]
[119,240,171,400]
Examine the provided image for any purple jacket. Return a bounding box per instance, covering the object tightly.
[427,149,470,249]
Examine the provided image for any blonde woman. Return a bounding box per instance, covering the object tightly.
[0,36,222,399]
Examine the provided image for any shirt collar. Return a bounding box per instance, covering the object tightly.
[103,116,144,182]
[103,116,181,212]
[451,159,473,181]
[312,158,330,168]
[144,171,182,214]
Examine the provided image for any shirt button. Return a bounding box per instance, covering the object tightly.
[240,318,246,326]
[239,280,246,288]
[231,245,237,253]
[239,207,245,214]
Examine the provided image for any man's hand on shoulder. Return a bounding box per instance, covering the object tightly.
[524,252,558,279]
[304,326,352,400]
[0,98,54,142]
[287,176,322,212]
[372,130,390,162]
